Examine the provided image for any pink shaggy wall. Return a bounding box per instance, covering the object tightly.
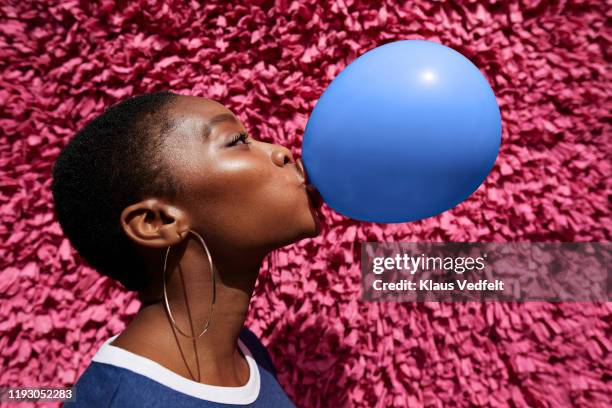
[1,0,610,407]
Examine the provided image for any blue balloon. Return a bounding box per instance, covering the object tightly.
[302,40,502,223]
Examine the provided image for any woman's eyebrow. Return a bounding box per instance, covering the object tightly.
[202,113,239,139]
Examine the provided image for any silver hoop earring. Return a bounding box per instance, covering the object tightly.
[162,229,216,339]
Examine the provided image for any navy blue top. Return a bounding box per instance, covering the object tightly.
[63,326,295,407]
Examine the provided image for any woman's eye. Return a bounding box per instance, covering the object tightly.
[229,132,250,146]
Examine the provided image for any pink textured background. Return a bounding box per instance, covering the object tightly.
[1,0,611,407]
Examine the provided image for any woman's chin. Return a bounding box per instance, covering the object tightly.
[279,193,325,245]
[305,194,324,236]
[311,211,323,236]
[304,205,324,237]
[288,212,323,244]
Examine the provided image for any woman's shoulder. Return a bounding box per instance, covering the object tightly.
[61,329,283,407]
[239,326,278,379]
[62,360,124,407]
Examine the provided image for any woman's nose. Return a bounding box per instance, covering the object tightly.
[271,146,296,167]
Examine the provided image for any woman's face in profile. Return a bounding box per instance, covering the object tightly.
[161,95,322,252]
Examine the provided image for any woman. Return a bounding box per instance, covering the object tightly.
[51,91,324,407]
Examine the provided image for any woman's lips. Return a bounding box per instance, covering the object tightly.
[295,157,307,184]
[296,157,324,214]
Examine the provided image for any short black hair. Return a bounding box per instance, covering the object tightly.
[51,91,180,291]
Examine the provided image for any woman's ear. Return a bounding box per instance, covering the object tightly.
[120,198,189,249]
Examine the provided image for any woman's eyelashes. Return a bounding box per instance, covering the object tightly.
[228,131,251,147]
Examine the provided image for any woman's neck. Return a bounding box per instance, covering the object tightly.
[112,239,268,386]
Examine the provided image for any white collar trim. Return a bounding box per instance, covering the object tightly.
[91,334,260,404]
